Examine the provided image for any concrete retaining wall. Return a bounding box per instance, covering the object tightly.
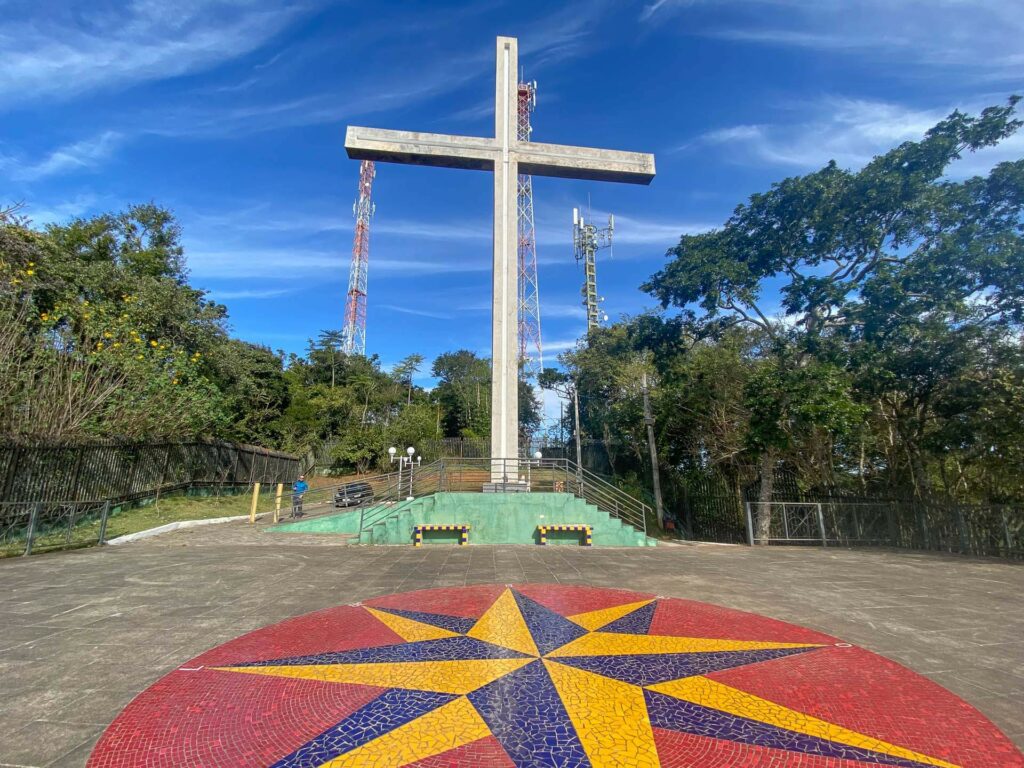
[271,492,654,547]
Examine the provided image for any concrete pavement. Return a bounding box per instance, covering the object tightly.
[1,519,1021,766]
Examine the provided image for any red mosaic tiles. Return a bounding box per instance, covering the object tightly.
[88,584,1024,767]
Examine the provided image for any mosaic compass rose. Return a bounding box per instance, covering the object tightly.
[89,585,1024,768]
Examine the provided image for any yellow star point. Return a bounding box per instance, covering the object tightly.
[567,599,655,631]
[466,588,539,656]
[365,607,459,642]
[214,657,532,695]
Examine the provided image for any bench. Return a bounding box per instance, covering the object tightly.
[538,524,592,546]
[414,524,470,547]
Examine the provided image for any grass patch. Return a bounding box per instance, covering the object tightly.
[1,490,259,558]
[103,493,254,541]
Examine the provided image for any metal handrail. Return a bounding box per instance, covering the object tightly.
[257,469,408,522]
[353,457,649,538]
[358,460,446,532]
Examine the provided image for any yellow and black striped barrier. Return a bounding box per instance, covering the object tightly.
[413,524,470,547]
[538,524,592,546]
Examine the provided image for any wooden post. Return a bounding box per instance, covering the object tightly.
[273,483,283,523]
[249,482,260,524]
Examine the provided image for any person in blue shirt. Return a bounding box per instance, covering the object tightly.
[291,475,309,518]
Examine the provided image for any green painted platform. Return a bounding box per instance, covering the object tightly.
[268,492,655,547]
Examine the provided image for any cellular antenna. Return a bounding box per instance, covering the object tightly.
[572,205,614,333]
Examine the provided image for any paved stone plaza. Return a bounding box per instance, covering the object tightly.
[1,521,1022,766]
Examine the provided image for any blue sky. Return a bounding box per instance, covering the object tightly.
[3,0,1022,399]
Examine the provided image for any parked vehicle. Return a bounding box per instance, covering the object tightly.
[334,481,374,508]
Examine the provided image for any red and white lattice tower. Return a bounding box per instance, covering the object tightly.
[517,80,543,379]
[342,160,375,355]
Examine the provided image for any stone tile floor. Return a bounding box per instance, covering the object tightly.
[1,518,1022,766]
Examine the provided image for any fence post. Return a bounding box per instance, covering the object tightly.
[98,500,112,545]
[273,483,283,524]
[23,502,41,556]
[1000,507,1014,556]
[65,503,76,545]
[954,505,969,554]
[816,503,828,548]
[249,482,261,524]
[916,503,930,550]
[744,502,755,547]
[886,502,898,546]
[154,446,172,507]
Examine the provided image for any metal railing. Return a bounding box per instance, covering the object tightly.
[745,500,1024,558]
[1,439,298,504]
[351,457,649,539]
[255,469,410,523]
[1,499,113,557]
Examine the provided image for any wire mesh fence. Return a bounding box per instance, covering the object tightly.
[0,440,300,504]
[1,499,113,557]
[744,500,1023,558]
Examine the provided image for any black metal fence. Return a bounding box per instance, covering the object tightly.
[744,500,1024,559]
[1,499,114,557]
[0,440,299,504]
[669,465,1024,558]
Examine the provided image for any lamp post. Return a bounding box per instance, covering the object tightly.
[389,446,421,500]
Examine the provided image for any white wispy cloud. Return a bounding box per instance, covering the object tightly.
[542,303,587,319]
[206,287,294,300]
[644,0,1024,83]
[640,0,698,22]
[139,0,613,140]
[378,304,454,320]
[681,97,1024,177]
[22,194,102,225]
[184,245,492,280]
[375,220,491,241]
[0,1,308,107]
[185,247,341,279]
[1,132,123,181]
[542,337,584,354]
[180,204,492,242]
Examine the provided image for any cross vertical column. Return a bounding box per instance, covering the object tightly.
[491,36,519,479]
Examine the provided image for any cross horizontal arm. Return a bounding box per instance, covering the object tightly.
[516,141,655,185]
[346,126,499,172]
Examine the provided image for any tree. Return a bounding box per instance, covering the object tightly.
[644,99,1023,349]
[432,350,491,437]
[316,330,345,389]
[392,353,425,405]
[209,340,289,445]
[643,98,1024,522]
[1,205,230,440]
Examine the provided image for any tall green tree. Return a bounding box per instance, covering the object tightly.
[643,98,1024,509]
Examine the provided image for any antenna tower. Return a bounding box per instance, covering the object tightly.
[342,160,375,355]
[572,207,614,332]
[517,79,543,378]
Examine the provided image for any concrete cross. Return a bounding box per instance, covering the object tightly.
[345,36,655,478]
